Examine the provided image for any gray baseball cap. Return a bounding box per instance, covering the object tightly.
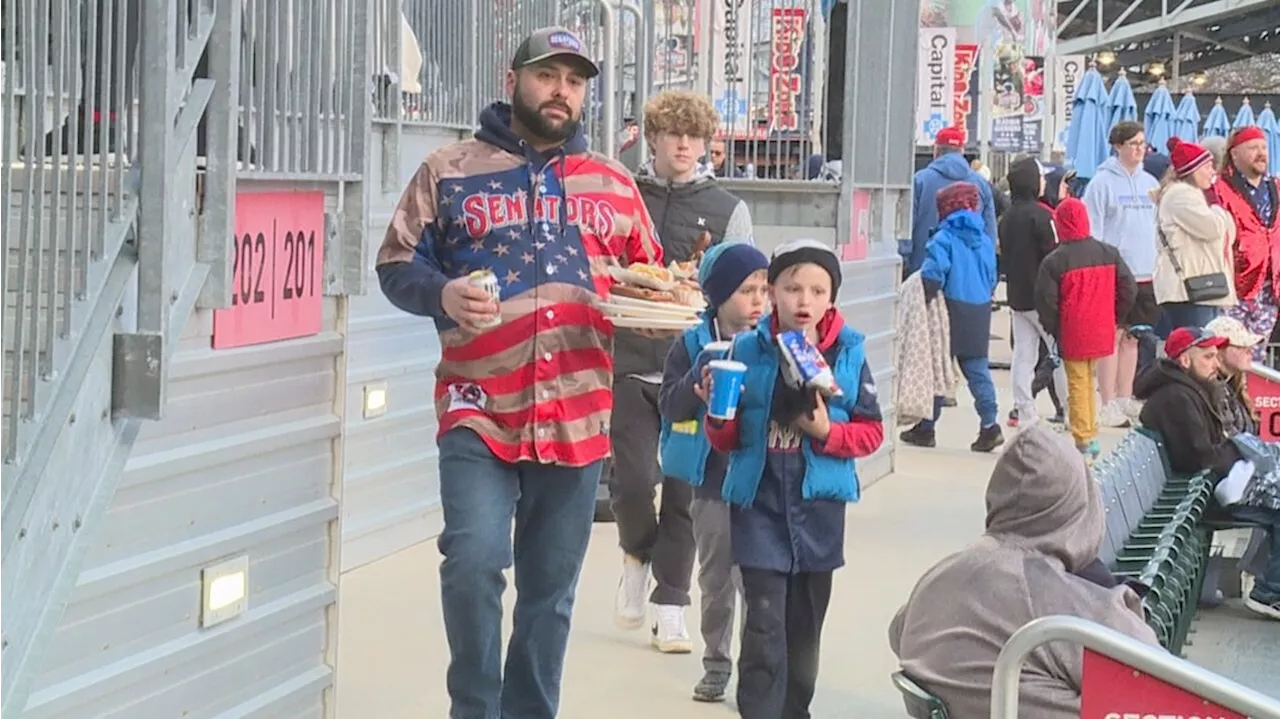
[510,27,599,79]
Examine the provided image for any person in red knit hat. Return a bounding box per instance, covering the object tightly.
[1152,137,1238,331]
[1035,198,1138,459]
[1212,124,1278,360]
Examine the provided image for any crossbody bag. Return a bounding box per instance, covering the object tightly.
[1157,227,1230,302]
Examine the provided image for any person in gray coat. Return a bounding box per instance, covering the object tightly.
[610,90,754,655]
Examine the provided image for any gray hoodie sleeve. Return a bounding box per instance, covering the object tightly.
[722,200,755,244]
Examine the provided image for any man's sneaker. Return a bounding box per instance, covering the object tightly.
[971,424,1005,453]
[650,604,693,653]
[1244,593,1280,621]
[1099,400,1131,428]
[941,396,958,407]
[1007,409,1020,428]
[1048,409,1066,426]
[614,555,649,630]
[900,423,937,448]
[692,670,731,702]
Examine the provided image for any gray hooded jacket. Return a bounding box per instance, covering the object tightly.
[889,424,1159,719]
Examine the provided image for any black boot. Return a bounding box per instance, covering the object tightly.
[971,424,1005,453]
[900,422,937,448]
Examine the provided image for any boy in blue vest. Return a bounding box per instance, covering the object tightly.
[658,241,770,702]
[704,239,885,718]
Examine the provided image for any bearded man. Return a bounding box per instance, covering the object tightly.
[376,27,663,719]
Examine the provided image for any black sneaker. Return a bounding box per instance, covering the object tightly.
[1244,593,1280,621]
[941,396,958,407]
[900,423,937,448]
[971,424,1005,453]
[692,670,730,702]
[1049,409,1066,425]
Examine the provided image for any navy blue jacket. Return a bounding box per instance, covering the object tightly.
[908,152,998,275]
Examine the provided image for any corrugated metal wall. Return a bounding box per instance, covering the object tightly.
[339,125,464,571]
[23,210,344,718]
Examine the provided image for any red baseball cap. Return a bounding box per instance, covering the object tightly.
[935,127,966,149]
[1165,326,1228,359]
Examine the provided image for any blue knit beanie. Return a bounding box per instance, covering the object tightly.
[699,242,769,312]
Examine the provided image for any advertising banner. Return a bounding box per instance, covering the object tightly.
[710,0,754,137]
[1054,55,1088,151]
[919,0,1054,56]
[915,27,957,146]
[989,43,1044,153]
[952,43,979,146]
[769,8,807,133]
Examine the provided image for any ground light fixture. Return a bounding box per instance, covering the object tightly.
[200,555,250,628]
[363,381,389,419]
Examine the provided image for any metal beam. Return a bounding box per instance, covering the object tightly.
[1113,12,1277,65]
[1059,0,1273,54]
[1180,28,1258,56]
[1173,33,1280,73]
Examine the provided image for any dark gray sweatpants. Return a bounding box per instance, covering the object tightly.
[608,377,695,606]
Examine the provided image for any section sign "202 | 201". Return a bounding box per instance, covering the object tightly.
[212,191,325,349]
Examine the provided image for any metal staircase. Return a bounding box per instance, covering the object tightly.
[1,1,236,715]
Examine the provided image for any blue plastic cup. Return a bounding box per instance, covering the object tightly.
[706,359,748,420]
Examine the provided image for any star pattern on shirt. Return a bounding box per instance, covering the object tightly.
[432,173,596,298]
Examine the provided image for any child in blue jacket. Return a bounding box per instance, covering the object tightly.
[703,239,884,718]
[658,241,769,702]
[900,180,1004,453]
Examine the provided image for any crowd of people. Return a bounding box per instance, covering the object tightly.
[373,23,1280,719]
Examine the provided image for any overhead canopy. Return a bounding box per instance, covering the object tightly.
[1056,0,1278,85]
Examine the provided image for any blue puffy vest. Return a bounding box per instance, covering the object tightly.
[659,317,716,486]
[721,316,867,508]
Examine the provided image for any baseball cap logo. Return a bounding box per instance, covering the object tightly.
[548,32,582,52]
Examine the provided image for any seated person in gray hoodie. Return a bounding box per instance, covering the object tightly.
[889,423,1159,718]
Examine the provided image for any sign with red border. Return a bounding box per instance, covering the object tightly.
[1081,650,1246,719]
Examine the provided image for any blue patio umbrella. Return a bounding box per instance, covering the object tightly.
[1203,96,1231,137]
[1107,69,1138,127]
[1173,91,1201,142]
[1066,65,1111,180]
[1143,79,1176,153]
[1256,101,1280,175]
[1233,97,1256,129]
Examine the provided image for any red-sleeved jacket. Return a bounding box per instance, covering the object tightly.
[1035,235,1138,360]
[1212,171,1280,302]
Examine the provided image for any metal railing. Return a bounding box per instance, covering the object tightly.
[2,0,143,466]
[990,615,1280,719]
[234,0,364,179]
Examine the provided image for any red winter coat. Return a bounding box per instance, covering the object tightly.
[1212,171,1280,302]
[1035,235,1138,360]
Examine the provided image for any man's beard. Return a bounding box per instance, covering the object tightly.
[512,90,580,144]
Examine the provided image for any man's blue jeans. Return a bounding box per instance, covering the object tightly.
[436,429,602,719]
[1228,504,1280,602]
[921,356,998,430]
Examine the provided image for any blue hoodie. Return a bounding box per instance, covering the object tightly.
[909,153,998,275]
[921,208,998,358]
[1081,156,1160,280]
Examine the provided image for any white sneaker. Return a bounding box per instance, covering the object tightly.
[1122,397,1144,423]
[650,604,693,653]
[614,555,649,630]
[1099,400,1131,428]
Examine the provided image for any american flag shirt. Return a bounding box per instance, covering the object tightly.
[377,102,662,467]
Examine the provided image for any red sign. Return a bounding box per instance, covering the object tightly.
[768,8,805,133]
[1247,371,1280,440]
[212,192,325,349]
[951,44,979,145]
[1081,650,1246,719]
[842,189,870,261]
